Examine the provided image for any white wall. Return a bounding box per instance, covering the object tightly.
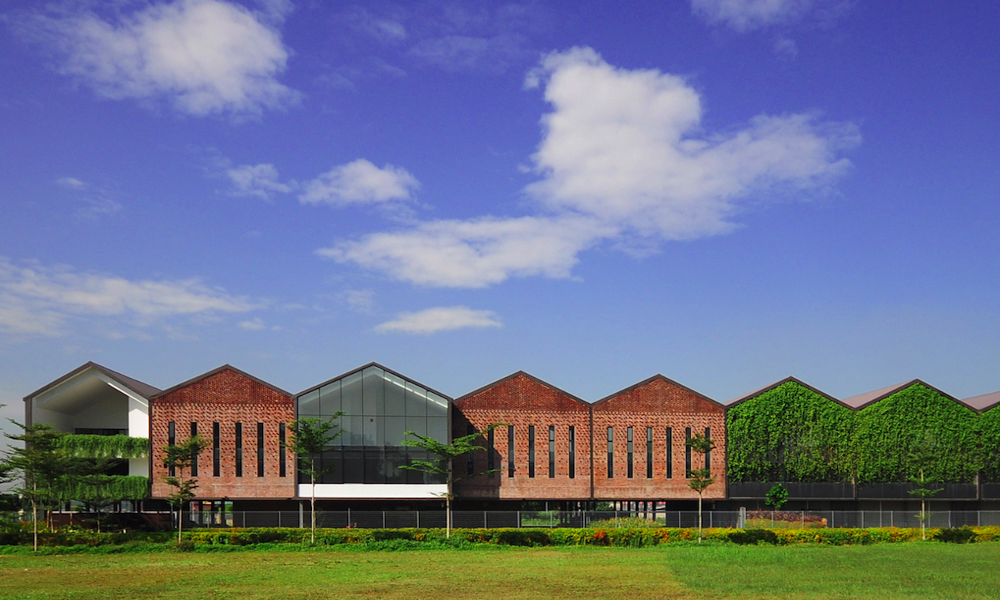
[301,483,448,500]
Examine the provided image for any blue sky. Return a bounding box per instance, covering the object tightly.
[2,0,999,439]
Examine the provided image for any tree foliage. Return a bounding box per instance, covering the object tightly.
[55,435,149,459]
[286,415,344,545]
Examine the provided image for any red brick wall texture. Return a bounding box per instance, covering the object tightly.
[150,366,295,499]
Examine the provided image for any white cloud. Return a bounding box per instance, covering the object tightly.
[238,317,266,330]
[225,163,294,199]
[0,257,259,338]
[55,177,87,190]
[375,306,501,334]
[408,33,528,73]
[690,0,850,32]
[339,289,375,313]
[30,0,300,117]
[299,159,419,206]
[773,36,799,59]
[324,47,858,288]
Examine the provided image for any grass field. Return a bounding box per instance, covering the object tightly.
[1,544,998,599]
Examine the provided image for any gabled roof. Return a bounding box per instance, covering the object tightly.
[297,362,452,401]
[456,370,588,405]
[593,374,722,408]
[726,376,849,410]
[152,364,292,399]
[840,379,973,411]
[963,390,1000,412]
[24,361,161,401]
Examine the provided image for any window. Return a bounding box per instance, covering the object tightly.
[528,425,536,478]
[190,423,198,476]
[685,427,692,478]
[627,426,634,479]
[167,422,176,476]
[646,426,653,479]
[548,426,556,478]
[467,424,475,476]
[213,422,221,477]
[235,422,243,477]
[278,423,286,477]
[607,427,614,479]
[487,428,495,478]
[508,426,515,478]
[568,426,576,479]
[665,427,673,479]
[704,427,711,474]
[257,423,265,477]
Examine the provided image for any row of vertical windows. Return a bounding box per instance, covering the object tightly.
[166,421,286,478]
[604,426,710,479]
[496,425,576,479]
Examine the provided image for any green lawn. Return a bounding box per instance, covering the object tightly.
[1,544,997,599]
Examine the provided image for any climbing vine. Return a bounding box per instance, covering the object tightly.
[980,405,1000,481]
[57,475,150,503]
[56,435,149,459]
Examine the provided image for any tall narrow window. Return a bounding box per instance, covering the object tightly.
[467,424,475,476]
[508,425,515,478]
[190,422,198,476]
[487,428,495,477]
[666,427,673,479]
[167,422,176,476]
[627,426,634,479]
[548,426,556,478]
[278,423,286,477]
[257,422,265,477]
[235,422,243,477]
[213,422,221,477]
[704,427,711,474]
[528,425,536,478]
[568,426,576,479]
[607,427,614,479]
[646,426,653,479]
[684,427,692,478]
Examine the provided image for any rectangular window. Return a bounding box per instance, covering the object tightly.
[278,423,286,478]
[167,422,176,476]
[213,422,221,477]
[685,427,692,478]
[235,422,243,477]
[646,426,653,479]
[548,426,556,478]
[568,426,576,479]
[487,428,495,478]
[257,423,265,477]
[190,423,198,476]
[704,427,711,474]
[508,425,515,478]
[528,425,536,478]
[627,426,634,479]
[607,427,614,479]
[666,427,673,479]
[467,424,475,476]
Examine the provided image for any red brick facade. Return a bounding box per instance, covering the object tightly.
[453,372,592,500]
[150,366,295,500]
[592,376,726,500]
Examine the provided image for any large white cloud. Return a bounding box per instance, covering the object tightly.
[375,306,501,334]
[322,47,858,288]
[0,258,259,338]
[31,0,299,117]
[299,159,419,206]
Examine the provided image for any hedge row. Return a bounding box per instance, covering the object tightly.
[2,526,999,548]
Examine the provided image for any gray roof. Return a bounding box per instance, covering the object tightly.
[24,361,161,401]
[963,390,1000,412]
[839,380,916,409]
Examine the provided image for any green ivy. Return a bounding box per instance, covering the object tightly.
[56,435,149,459]
[852,384,980,483]
[726,381,855,482]
[56,475,150,502]
[980,405,1000,481]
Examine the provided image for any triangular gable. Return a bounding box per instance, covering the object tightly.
[297,362,451,402]
[455,371,588,410]
[24,361,161,401]
[593,374,721,411]
[152,365,291,400]
[727,376,849,410]
[843,379,973,411]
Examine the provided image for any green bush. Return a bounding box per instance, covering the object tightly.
[935,527,976,544]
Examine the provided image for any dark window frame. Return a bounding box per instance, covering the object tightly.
[190,422,198,476]
[235,422,243,477]
[568,425,576,479]
[627,426,634,479]
[646,426,653,479]
[167,422,176,476]
[528,425,536,478]
[213,422,221,478]
[685,427,692,478]
[548,425,556,479]
[257,422,265,478]
[666,427,673,479]
[607,427,614,479]
[278,423,286,477]
[508,425,515,478]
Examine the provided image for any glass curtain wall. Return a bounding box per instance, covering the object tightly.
[297,365,449,485]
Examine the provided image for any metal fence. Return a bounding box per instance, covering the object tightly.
[178,509,1000,530]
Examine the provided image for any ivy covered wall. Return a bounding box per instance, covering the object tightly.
[55,434,149,459]
[727,382,987,484]
[726,380,854,483]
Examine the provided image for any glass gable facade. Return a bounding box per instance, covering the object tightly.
[297,365,449,485]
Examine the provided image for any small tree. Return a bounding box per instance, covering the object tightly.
[1,422,83,551]
[162,436,208,544]
[908,434,943,541]
[285,415,343,544]
[401,423,504,538]
[765,483,789,516]
[686,433,716,543]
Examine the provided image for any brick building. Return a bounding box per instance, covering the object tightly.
[592,375,726,501]
[149,365,295,500]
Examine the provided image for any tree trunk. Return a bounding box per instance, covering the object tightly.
[697,492,703,543]
[177,504,183,544]
[922,497,926,541]
[310,480,316,545]
[446,495,451,539]
[31,494,38,553]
